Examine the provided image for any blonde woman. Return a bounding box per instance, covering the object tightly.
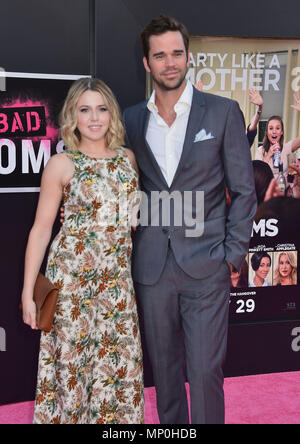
[21,78,144,424]
[274,251,297,286]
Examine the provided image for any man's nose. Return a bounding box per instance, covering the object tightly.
[165,55,176,67]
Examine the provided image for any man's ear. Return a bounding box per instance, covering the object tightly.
[143,56,151,73]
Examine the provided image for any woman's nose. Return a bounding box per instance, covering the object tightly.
[91,110,98,121]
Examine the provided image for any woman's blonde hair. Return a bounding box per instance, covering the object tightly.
[59,77,125,151]
[274,251,297,285]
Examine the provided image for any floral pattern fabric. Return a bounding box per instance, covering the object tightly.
[33,148,144,424]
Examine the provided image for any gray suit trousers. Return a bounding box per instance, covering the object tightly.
[135,246,231,424]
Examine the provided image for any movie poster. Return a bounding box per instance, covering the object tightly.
[187,37,300,324]
[0,72,88,193]
[0,73,89,361]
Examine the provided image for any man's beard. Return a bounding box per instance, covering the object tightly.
[151,68,187,91]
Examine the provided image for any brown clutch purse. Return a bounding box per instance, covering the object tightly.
[20,273,59,332]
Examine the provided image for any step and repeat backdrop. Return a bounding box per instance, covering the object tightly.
[1,36,300,404]
[0,73,81,191]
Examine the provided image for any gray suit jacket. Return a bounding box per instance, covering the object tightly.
[123,87,257,285]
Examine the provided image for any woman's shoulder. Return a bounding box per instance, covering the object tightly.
[42,152,74,185]
[45,151,73,169]
[282,140,293,153]
[255,145,264,160]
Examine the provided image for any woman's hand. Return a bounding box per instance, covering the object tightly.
[195,80,203,92]
[264,178,283,201]
[289,162,300,176]
[289,163,300,198]
[291,91,300,112]
[22,297,38,330]
[265,143,280,161]
[248,88,263,107]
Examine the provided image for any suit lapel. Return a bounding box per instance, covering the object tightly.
[170,88,206,189]
[138,104,170,189]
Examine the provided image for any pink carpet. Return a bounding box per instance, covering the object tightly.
[1,372,299,424]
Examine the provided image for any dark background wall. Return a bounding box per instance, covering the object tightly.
[0,0,299,404]
[1,0,90,75]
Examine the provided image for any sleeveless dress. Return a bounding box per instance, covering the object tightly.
[33,147,144,424]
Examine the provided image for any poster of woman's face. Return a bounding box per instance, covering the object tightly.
[249,252,273,287]
[273,251,298,286]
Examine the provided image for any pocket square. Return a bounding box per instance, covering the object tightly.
[194,129,215,142]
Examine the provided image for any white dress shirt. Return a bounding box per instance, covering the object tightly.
[146,80,193,187]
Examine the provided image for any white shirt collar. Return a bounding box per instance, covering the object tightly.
[147,80,193,113]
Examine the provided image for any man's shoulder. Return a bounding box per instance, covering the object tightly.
[123,100,148,117]
[196,90,243,122]
[195,88,235,108]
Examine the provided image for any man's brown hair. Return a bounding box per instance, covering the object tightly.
[141,15,189,60]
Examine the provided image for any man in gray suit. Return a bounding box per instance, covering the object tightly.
[123,16,256,424]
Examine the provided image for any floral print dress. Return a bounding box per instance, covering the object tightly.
[33,147,144,424]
